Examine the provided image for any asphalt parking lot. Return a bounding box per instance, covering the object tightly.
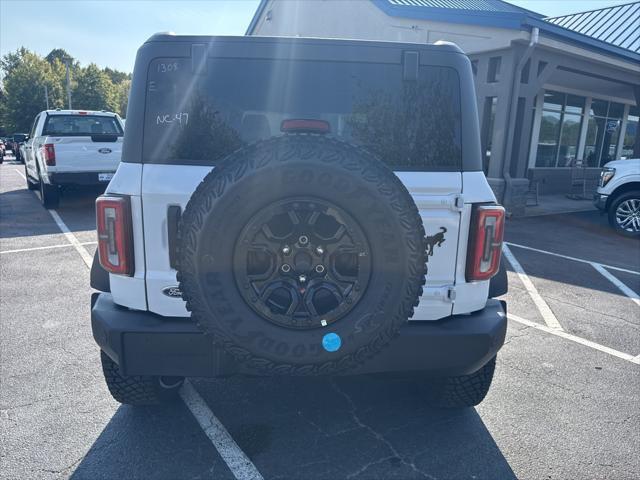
[1,155,639,480]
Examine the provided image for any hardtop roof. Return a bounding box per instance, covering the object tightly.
[143,33,466,55]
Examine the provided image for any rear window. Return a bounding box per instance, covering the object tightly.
[13,134,27,142]
[43,115,123,137]
[144,57,462,171]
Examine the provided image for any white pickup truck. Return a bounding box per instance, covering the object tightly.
[23,110,125,208]
[594,158,640,237]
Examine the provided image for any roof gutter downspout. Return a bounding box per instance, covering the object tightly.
[502,27,538,213]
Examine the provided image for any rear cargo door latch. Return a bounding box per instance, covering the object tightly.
[453,194,464,211]
[422,286,456,302]
[418,194,464,212]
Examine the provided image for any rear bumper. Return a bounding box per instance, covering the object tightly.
[92,293,507,378]
[593,192,608,211]
[49,171,114,186]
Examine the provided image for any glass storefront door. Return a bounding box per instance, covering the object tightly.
[535,91,584,167]
[585,99,624,167]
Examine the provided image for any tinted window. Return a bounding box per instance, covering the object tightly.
[42,115,123,136]
[144,58,462,171]
[13,134,27,142]
[487,56,501,83]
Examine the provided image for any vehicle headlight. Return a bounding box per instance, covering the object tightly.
[600,167,615,187]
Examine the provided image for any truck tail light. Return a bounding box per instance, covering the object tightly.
[42,144,56,166]
[96,195,134,276]
[466,205,505,281]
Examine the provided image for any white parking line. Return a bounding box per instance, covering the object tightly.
[502,244,564,331]
[0,242,97,255]
[591,263,640,307]
[505,241,640,276]
[180,381,264,480]
[508,314,640,365]
[8,161,263,478]
[48,210,93,268]
[9,166,95,268]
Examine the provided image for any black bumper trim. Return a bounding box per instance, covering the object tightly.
[92,293,507,378]
[593,193,608,211]
[49,172,114,186]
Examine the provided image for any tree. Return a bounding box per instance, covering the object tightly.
[0,87,8,136]
[113,78,131,117]
[103,67,131,84]
[1,48,131,131]
[1,49,66,132]
[72,63,117,112]
[0,47,30,75]
[45,48,75,67]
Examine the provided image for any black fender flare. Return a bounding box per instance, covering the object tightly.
[488,255,508,298]
[90,251,110,292]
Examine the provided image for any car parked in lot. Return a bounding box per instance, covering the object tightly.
[90,35,508,409]
[9,133,29,162]
[594,158,640,237]
[23,109,125,208]
[0,139,5,162]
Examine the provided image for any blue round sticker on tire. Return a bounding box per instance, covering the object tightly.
[322,333,341,352]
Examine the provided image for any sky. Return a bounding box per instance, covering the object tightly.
[0,0,632,73]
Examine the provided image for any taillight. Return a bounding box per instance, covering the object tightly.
[466,205,505,281]
[42,144,56,166]
[96,195,134,276]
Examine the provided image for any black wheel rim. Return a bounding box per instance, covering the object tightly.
[233,198,371,329]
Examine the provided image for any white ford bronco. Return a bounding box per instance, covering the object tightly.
[90,35,508,408]
[23,109,124,209]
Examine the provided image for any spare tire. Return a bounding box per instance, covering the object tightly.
[177,135,426,375]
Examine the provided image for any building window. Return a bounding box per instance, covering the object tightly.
[622,105,639,159]
[471,60,478,76]
[481,97,497,173]
[537,61,548,77]
[487,56,501,83]
[520,59,530,84]
[584,99,624,167]
[535,91,584,167]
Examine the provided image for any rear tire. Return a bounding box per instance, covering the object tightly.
[608,191,640,237]
[100,351,183,406]
[39,175,59,209]
[425,356,496,408]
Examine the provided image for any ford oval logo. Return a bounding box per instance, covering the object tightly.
[98,148,112,154]
[162,286,183,298]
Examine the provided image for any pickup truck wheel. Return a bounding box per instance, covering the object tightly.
[608,191,640,237]
[177,135,427,375]
[25,166,38,190]
[425,356,496,408]
[100,351,183,405]
[39,176,59,209]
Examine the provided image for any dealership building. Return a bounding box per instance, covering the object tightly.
[247,0,640,214]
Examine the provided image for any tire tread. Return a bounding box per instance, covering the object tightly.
[426,356,496,408]
[100,351,179,406]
